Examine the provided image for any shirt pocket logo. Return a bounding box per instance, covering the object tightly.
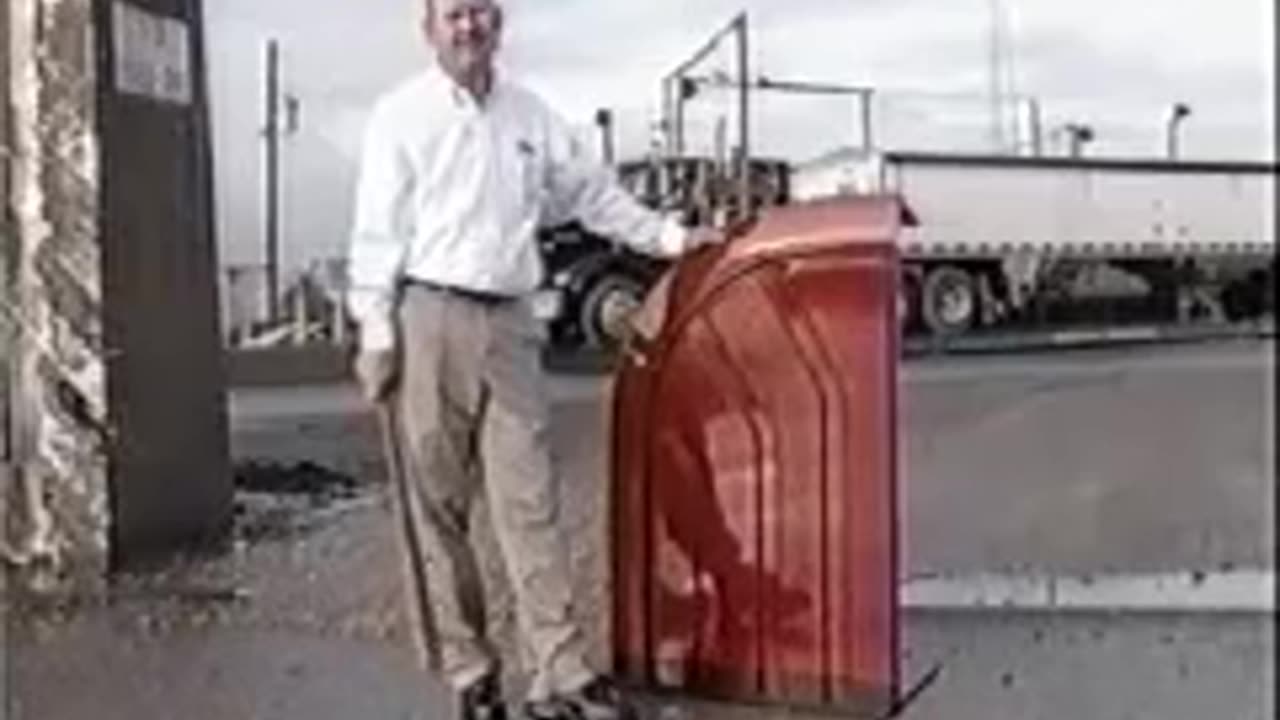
[513,139,544,208]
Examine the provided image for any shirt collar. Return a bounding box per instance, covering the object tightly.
[430,64,502,113]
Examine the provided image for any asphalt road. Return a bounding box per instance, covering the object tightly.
[901,339,1275,575]
[228,336,1277,575]
[8,339,1274,719]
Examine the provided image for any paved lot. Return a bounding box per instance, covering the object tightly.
[7,340,1274,719]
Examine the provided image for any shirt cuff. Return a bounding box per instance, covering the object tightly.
[656,216,689,257]
[358,316,396,353]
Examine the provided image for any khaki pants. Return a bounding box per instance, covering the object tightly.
[393,284,592,701]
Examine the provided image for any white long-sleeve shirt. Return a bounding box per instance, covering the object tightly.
[346,67,688,351]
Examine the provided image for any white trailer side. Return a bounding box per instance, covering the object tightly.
[794,151,1277,335]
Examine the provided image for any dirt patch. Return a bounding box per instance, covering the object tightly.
[231,461,372,544]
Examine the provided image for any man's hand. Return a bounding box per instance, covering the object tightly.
[354,349,399,404]
[683,226,726,252]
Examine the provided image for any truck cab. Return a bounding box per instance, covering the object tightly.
[540,155,792,351]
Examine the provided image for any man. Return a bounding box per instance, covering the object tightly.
[346,1,721,718]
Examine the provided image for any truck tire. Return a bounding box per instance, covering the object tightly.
[1265,266,1277,315]
[921,265,977,336]
[579,269,648,350]
[1223,269,1276,321]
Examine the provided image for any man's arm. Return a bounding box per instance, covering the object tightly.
[541,108,692,257]
[347,103,413,353]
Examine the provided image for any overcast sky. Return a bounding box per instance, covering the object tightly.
[203,0,1276,271]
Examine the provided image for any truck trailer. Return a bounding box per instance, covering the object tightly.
[540,149,1276,350]
[792,150,1277,337]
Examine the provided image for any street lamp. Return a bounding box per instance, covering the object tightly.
[594,108,615,165]
[1166,102,1192,160]
[1062,123,1094,158]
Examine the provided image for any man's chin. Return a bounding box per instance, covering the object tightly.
[458,41,494,57]
[438,49,495,82]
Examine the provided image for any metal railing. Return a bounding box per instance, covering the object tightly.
[221,257,352,349]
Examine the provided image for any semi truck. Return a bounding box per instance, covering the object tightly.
[541,155,791,350]
[540,149,1276,350]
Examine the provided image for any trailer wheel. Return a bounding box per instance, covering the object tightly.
[1265,267,1277,315]
[579,270,648,350]
[921,265,978,336]
[1223,269,1276,321]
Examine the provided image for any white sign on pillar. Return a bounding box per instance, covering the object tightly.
[111,0,192,105]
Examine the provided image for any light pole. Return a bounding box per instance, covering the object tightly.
[263,39,281,323]
[1166,102,1191,160]
[594,108,615,165]
[1063,123,1094,158]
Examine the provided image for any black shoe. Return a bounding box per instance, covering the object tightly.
[460,671,507,720]
[522,676,635,720]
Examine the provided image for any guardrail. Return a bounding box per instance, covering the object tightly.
[221,258,351,350]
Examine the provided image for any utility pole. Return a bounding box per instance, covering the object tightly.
[1025,97,1044,156]
[263,39,281,323]
[988,0,1005,151]
[735,12,751,221]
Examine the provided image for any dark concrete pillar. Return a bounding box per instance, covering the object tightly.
[95,0,231,568]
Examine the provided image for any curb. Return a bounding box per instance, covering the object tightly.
[901,569,1276,613]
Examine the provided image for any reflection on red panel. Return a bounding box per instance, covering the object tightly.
[611,196,909,716]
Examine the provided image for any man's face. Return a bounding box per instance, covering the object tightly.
[424,0,502,78]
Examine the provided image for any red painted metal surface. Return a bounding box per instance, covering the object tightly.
[611,196,909,715]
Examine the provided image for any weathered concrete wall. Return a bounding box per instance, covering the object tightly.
[5,0,111,587]
[1,0,12,435]
[1,0,14,588]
